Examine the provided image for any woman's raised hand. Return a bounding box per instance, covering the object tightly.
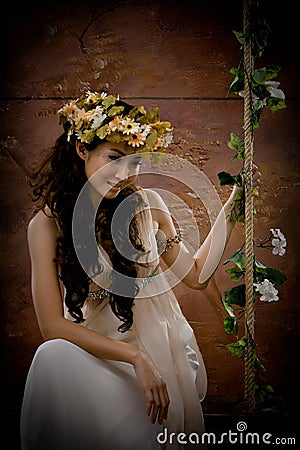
[252,163,261,188]
[133,350,170,425]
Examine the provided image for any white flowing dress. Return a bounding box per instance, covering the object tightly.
[20,190,208,450]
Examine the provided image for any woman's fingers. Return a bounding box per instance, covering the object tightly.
[146,395,153,417]
[145,393,160,424]
[133,350,170,425]
[251,163,261,187]
[145,379,170,425]
[157,382,170,424]
[150,388,160,423]
[153,384,170,424]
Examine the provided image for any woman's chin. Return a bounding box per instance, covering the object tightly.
[104,187,121,199]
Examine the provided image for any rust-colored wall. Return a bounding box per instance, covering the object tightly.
[1,0,299,444]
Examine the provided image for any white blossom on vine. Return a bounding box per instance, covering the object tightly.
[265,81,285,100]
[254,279,279,302]
[270,228,287,256]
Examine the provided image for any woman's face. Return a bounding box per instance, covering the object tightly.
[76,141,142,199]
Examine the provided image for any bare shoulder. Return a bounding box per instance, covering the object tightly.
[141,188,174,231]
[28,208,59,247]
[142,188,168,211]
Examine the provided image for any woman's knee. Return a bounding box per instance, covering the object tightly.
[32,338,79,368]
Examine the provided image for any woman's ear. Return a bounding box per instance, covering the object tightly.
[75,141,88,161]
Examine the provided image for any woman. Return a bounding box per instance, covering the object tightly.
[20,91,255,450]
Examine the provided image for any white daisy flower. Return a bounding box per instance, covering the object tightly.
[127,131,145,147]
[120,119,140,135]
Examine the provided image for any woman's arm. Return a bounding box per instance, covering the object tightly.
[28,210,169,424]
[28,210,140,362]
[147,185,241,290]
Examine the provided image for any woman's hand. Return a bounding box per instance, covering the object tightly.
[232,163,261,195]
[252,163,261,188]
[133,350,170,425]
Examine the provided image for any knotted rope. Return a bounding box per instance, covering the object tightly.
[243,0,256,412]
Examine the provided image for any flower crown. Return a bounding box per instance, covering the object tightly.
[58,91,173,152]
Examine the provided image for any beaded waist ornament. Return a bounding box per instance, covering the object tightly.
[87,266,159,302]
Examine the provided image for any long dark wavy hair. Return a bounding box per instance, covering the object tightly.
[29,104,148,332]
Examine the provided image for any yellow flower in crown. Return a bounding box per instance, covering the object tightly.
[58,91,173,152]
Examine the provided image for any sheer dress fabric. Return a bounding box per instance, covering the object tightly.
[20,190,207,450]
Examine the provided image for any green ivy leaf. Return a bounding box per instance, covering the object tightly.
[252,67,267,85]
[225,266,245,281]
[217,171,243,187]
[222,284,246,307]
[253,257,287,288]
[224,316,239,336]
[265,65,282,81]
[226,337,247,357]
[233,30,246,44]
[218,171,235,185]
[227,133,245,160]
[224,248,246,271]
[267,98,286,111]
[221,293,235,318]
[255,384,275,403]
[250,109,263,130]
[264,267,287,288]
[227,191,246,222]
[228,67,244,94]
[253,352,266,372]
[253,257,266,269]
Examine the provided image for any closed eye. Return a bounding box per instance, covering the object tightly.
[108,154,121,162]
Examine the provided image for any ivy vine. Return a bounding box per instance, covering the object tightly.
[218,1,287,404]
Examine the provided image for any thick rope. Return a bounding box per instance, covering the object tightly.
[243,0,256,412]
